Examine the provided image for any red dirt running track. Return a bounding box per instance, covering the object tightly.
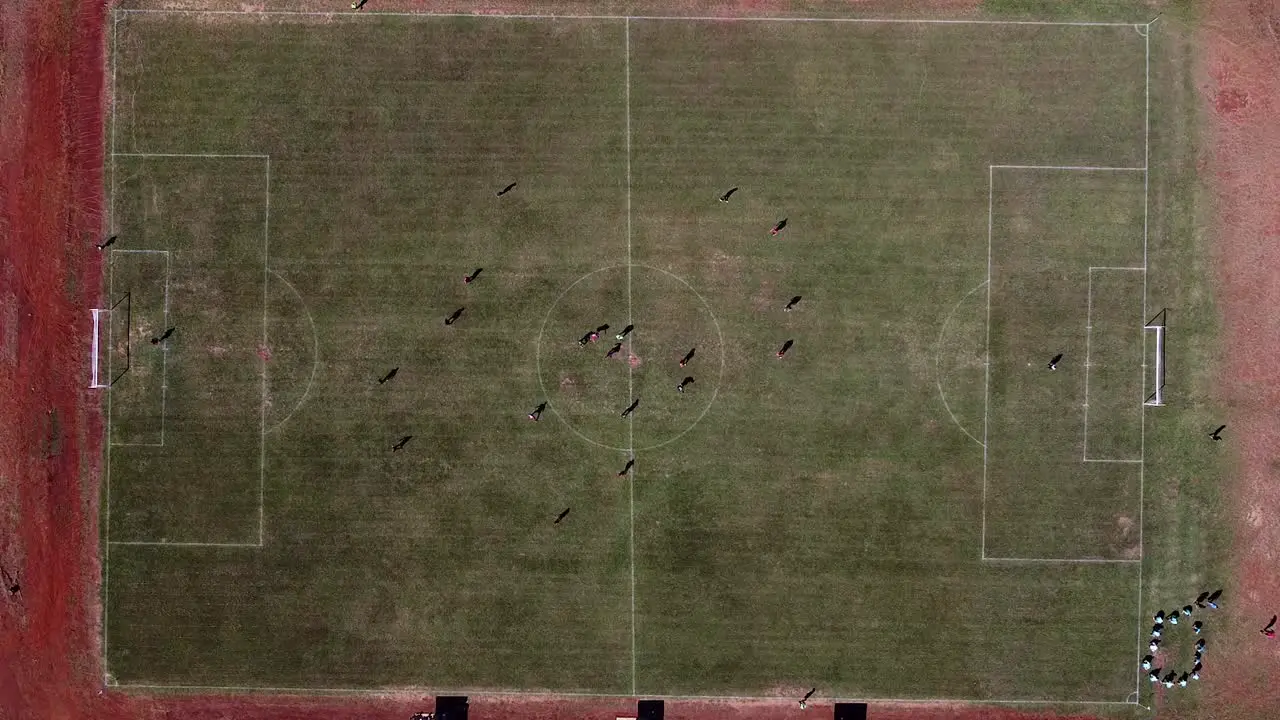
[3,0,1271,719]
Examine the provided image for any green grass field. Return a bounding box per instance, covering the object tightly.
[101,9,1211,707]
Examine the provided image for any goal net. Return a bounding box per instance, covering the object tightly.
[89,292,131,389]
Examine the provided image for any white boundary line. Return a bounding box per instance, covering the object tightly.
[990,164,1144,171]
[1083,268,1092,459]
[108,540,260,548]
[114,8,1146,26]
[980,165,993,561]
[107,249,171,449]
[1135,20,1152,701]
[102,134,116,673]
[983,557,1142,564]
[104,12,1153,697]
[107,683,1140,706]
[623,18,637,697]
[1081,267,1146,463]
[259,156,271,546]
[114,152,269,158]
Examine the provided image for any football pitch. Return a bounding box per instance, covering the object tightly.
[103,8,1173,704]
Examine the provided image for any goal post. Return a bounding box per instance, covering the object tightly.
[89,292,131,389]
[1144,308,1166,406]
[90,308,109,388]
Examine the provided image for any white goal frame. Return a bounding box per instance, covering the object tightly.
[1144,309,1166,406]
[89,308,109,389]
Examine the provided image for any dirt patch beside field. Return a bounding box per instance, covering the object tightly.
[1193,0,1280,716]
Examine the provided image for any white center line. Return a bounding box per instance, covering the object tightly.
[624,16,636,697]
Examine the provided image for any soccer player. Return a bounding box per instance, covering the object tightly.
[96,235,117,251]
[579,331,594,346]
[150,327,175,345]
[464,268,482,284]
[392,435,412,451]
[719,187,738,202]
[528,402,547,421]
[606,343,623,359]
[378,367,399,384]
[497,181,517,196]
[554,508,570,524]
[1262,615,1277,638]
[1048,353,1063,370]
[616,324,634,340]
[784,295,802,312]
[1207,589,1222,608]
[617,458,635,476]
[770,218,788,236]
[350,0,368,8]
[1150,624,1161,638]
[1140,655,1153,670]
[799,688,816,710]
[621,398,639,418]
[679,348,695,367]
[1210,425,1226,441]
[1192,621,1203,634]
[445,307,464,326]
[676,376,694,393]
[777,339,794,358]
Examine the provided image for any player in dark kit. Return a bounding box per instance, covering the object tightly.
[497,181,517,196]
[621,399,639,417]
[1048,353,1063,370]
[463,268,482,284]
[606,343,623,359]
[445,307,464,325]
[528,402,547,421]
[719,187,738,202]
[677,377,694,393]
